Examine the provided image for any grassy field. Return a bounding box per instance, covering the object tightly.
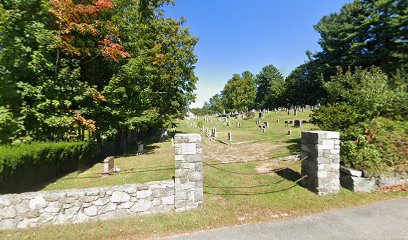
[41,138,175,191]
[2,109,407,239]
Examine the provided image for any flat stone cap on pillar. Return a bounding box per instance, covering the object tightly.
[174,133,201,143]
[301,131,340,144]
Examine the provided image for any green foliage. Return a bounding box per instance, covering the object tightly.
[340,118,408,176]
[283,62,324,106]
[325,67,397,120]
[0,106,20,144]
[0,141,113,193]
[0,0,198,143]
[310,103,362,131]
[208,93,224,114]
[255,65,285,109]
[222,71,256,112]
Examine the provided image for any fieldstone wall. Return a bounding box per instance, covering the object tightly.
[340,166,408,192]
[301,131,340,196]
[174,134,203,212]
[0,180,174,229]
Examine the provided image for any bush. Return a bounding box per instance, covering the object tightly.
[0,141,114,193]
[310,103,362,131]
[340,118,408,176]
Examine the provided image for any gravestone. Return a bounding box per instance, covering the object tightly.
[256,119,260,125]
[294,108,298,116]
[102,156,114,177]
[294,120,302,128]
[137,144,144,154]
[228,132,232,141]
[212,127,217,137]
[287,130,292,135]
[236,122,241,128]
[277,119,280,122]
[259,112,264,119]
[264,122,269,128]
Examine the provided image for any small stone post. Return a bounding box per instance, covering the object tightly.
[228,131,232,141]
[301,131,340,195]
[102,156,114,176]
[174,134,203,212]
[287,130,292,135]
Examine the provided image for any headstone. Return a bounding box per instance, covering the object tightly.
[264,122,269,128]
[228,132,232,141]
[287,109,290,115]
[256,119,260,125]
[259,112,264,119]
[236,122,241,128]
[287,130,292,135]
[294,108,298,116]
[102,156,114,177]
[277,119,280,122]
[212,127,217,137]
[294,120,302,128]
[262,128,266,133]
[137,144,144,154]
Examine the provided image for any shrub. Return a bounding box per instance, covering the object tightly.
[310,103,362,131]
[0,141,114,193]
[340,118,408,176]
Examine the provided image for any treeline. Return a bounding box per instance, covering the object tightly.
[204,0,407,116]
[0,0,198,144]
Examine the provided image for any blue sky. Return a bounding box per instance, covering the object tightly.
[164,0,352,108]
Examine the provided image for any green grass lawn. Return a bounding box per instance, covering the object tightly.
[2,109,407,239]
[41,139,176,191]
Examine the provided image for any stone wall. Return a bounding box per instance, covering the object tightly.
[174,133,203,212]
[301,131,340,196]
[340,166,408,192]
[0,133,204,230]
[0,180,174,229]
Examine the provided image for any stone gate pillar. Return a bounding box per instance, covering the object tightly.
[301,131,340,195]
[174,134,203,212]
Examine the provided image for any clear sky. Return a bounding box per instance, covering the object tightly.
[164,0,352,108]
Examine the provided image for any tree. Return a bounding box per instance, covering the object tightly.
[283,62,324,106]
[208,93,224,114]
[313,0,408,77]
[102,0,198,138]
[0,0,199,143]
[223,71,256,112]
[255,64,285,109]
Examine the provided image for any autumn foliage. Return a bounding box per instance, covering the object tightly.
[50,0,128,61]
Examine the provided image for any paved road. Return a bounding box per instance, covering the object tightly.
[157,198,408,240]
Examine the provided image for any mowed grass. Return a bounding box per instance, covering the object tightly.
[41,139,175,191]
[2,109,408,239]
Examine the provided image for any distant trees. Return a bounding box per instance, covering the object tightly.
[255,65,285,109]
[222,71,256,112]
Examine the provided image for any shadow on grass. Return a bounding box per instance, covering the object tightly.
[276,168,302,186]
[285,138,301,155]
